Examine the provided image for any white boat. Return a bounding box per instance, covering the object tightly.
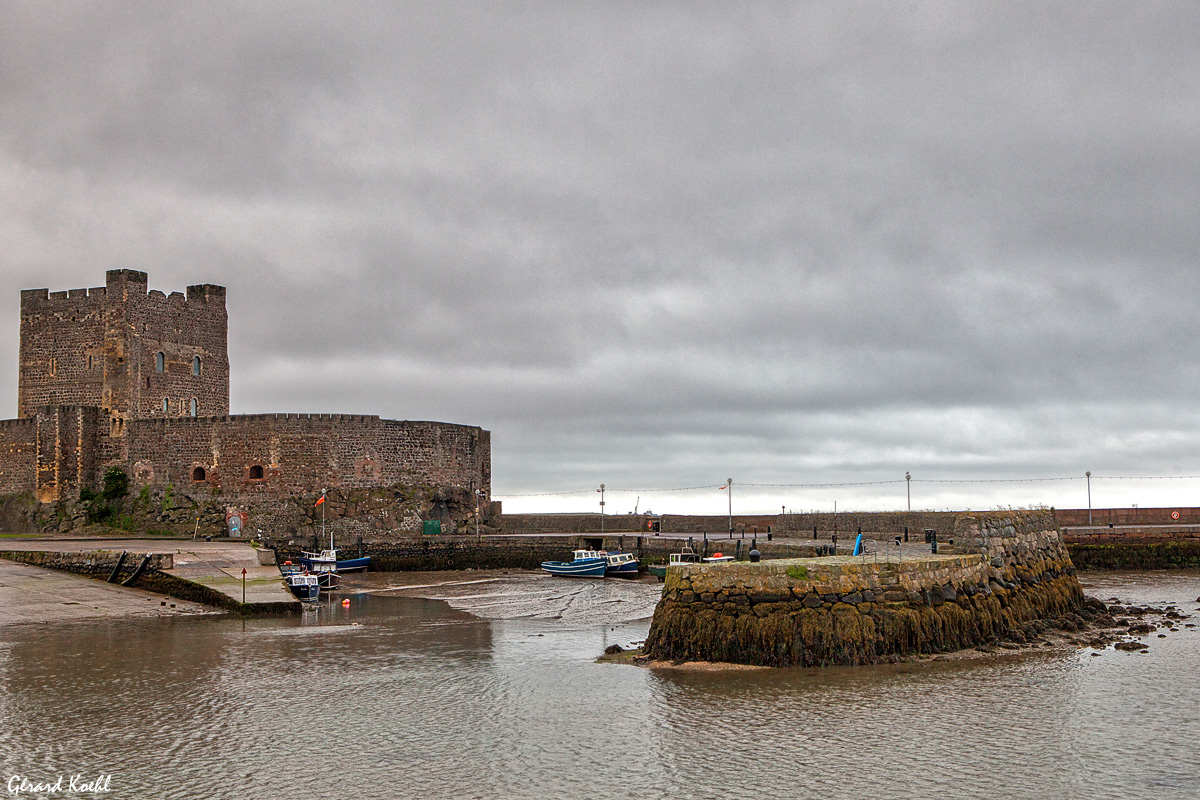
[286,573,321,602]
[649,546,700,579]
[602,551,639,577]
[701,552,736,563]
[670,546,700,567]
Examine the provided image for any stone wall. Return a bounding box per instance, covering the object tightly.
[775,510,960,539]
[1056,506,1200,526]
[0,419,36,495]
[270,533,821,572]
[124,413,490,501]
[1061,526,1200,545]
[1068,542,1200,570]
[500,511,950,538]
[644,510,1085,667]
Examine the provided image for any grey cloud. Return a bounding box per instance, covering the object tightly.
[2,2,1199,512]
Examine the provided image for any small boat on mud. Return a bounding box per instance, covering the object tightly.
[286,573,321,602]
[541,550,608,578]
[299,549,371,573]
[602,551,640,577]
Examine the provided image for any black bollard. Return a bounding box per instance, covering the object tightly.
[904,526,909,542]
[749,548,761,563]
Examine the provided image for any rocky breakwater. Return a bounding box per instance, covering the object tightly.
[642,510,1087,667]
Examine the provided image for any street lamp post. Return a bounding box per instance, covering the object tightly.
[599,484,605,534]
[906,471,911,512]
[475,489,482,539]
[1086,471,1092,526]
[727,478,733,539]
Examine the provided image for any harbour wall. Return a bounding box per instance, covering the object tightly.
[500,511,959,538]
[270,533,824,572]
[643,509,1085,667]
[1061,524,1200,569]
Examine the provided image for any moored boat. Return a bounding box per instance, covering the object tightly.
[541,550,608,578]
[299,549,371,573]
[286,573,321,602]
[648,545,700,580]
[602,551,639,577]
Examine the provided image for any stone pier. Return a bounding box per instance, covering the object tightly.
[643,509,1085,667]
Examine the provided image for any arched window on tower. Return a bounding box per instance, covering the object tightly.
[192,466,206,481]
[190,398,198,417]
[249,465,264,480]
[155,352,165,372]
[162,398,169,414]
[193,356,201,376]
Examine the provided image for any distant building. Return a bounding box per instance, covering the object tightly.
[2,270,490,508]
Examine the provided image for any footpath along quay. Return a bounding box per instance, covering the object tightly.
[0,537,300,614]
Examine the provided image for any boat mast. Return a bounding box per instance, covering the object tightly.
[321,489,330,551]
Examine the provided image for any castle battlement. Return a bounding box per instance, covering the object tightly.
[21,286,108,307]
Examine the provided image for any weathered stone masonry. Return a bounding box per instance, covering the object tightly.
[644,510,1086,667]
[1,270,491,518]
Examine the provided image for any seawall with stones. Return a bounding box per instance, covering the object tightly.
[643,510,1085,667]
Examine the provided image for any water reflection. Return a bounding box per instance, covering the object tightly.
[0,571,1196,799]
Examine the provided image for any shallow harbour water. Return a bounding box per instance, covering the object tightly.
[1,570,1198,799]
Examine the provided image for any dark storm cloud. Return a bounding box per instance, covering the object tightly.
[2,2,1199,512]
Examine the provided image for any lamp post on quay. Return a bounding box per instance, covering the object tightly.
[1086,471,1092,526]
[727,478,733,539]
[599,484,605,535]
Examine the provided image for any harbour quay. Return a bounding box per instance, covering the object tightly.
[643,509,1089,667]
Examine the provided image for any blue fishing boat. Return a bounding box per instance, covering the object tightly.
[541,550,608,578]
[286,573,321,602]
[602,551,639,577]
[298,549,371,573]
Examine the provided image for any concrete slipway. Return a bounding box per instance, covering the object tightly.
[0,537,299,620]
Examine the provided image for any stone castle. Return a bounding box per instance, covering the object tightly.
[1,270,490,523]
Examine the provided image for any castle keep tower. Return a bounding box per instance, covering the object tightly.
[19,269,229,430]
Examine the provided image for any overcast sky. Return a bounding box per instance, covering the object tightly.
[2,2,1199,515]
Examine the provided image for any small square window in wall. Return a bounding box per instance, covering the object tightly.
[249,465,264,480]
[162,398,169,414]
